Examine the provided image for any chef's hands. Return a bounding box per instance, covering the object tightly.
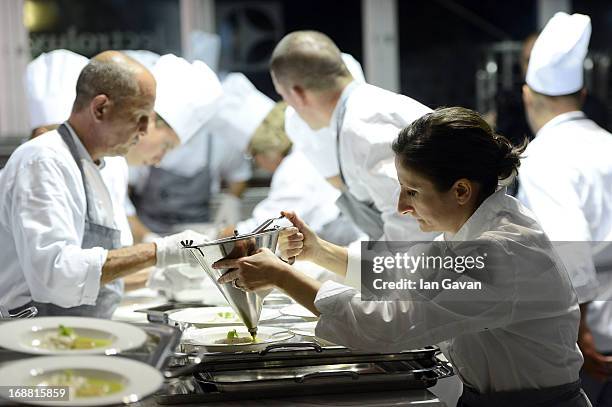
[213,248,291,292]
[154,230,209,268]
[278,211,321,262]
[578,303,612,382]
[578,323,612,382]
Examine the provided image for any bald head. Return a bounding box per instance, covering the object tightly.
[73,50,155,112]
[270,31,351,90]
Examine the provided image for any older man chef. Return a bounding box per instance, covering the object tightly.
[518,12,612,405]
[0,52,206,318]
[23,50,136,252]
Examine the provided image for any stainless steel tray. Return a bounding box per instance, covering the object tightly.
[157,343,452,404]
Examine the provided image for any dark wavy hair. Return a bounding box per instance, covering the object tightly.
[392,107,526,199]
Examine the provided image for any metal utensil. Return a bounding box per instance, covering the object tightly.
[0,305,38,319]
[180,228,283,338]
[250,214,285,234]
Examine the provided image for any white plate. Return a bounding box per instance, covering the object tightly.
[279,304,318,321]
[288,321,337,346]
[182,326,294,352]
[0,317,147,355]
[169,306,280,328]
[288,321,318,337]
[0,355,162,406]
[112,296,167,323]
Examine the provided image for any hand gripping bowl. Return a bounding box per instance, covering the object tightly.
[180,227,284,338]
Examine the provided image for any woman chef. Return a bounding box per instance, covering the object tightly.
[214,107,590,406]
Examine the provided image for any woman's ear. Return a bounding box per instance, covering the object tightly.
[453,178,473,205]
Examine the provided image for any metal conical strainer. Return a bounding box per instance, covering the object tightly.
[180,228,283,337]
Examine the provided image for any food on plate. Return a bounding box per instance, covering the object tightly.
[212,311,240,323]
[214,329,257,344]
[36,370,123,398]
[38,325,113,350]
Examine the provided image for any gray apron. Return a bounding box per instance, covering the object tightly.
[134,134,213,234]
[27,124,123,319]
[334,83,385,240]
[457,380,592,407]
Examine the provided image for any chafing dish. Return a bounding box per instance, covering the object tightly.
[157,342,453,404]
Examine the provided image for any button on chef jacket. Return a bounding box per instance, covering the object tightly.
[518,111,612,349]
[314,189,583,393]
[0,124,119,310]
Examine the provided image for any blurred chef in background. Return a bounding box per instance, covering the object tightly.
[205,72,278,228]
[144,73,277,297]
[129,69,250,236]
[125,53,223,243]
[227,101,363,246]
[518,12,612,405]
[0,52,208,318]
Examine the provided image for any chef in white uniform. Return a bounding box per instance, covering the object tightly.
[0,52,206,318]
[130,69,251,234]
[22,49,134,249]
[518,12,612,405]
[216,107,590,407]
[233,102,362,245]
[269,31,435,245]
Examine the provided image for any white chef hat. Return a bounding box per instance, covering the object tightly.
[121,50,160,70]
[283,53,365,178]
[25,49,88,130]
[206,73,275,152]
[341,53,366,84]
[152,54,223,145]
[526,12,591,96]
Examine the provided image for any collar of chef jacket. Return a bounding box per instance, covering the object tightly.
[444,188,509,242]
[536,110,586,139]
[328,80,360,138]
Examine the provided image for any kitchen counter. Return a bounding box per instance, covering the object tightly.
[132,388,445,406]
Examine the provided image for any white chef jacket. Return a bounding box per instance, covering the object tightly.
[236,150,341,234]
[130,129,251,196]
[0,125,118,310]
[330,82,436,242]
[100,156,133,247]
[314,188,583,393]
[518,111,612,349]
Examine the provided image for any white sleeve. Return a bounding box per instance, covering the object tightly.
[313,239,544,352]
[11,158,106,307]
[314,278,513,353]
[124,194,136,217]
[219,143,252,184]
[519,165,598,303]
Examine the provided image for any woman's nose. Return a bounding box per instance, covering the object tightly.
[397,199,415,215]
